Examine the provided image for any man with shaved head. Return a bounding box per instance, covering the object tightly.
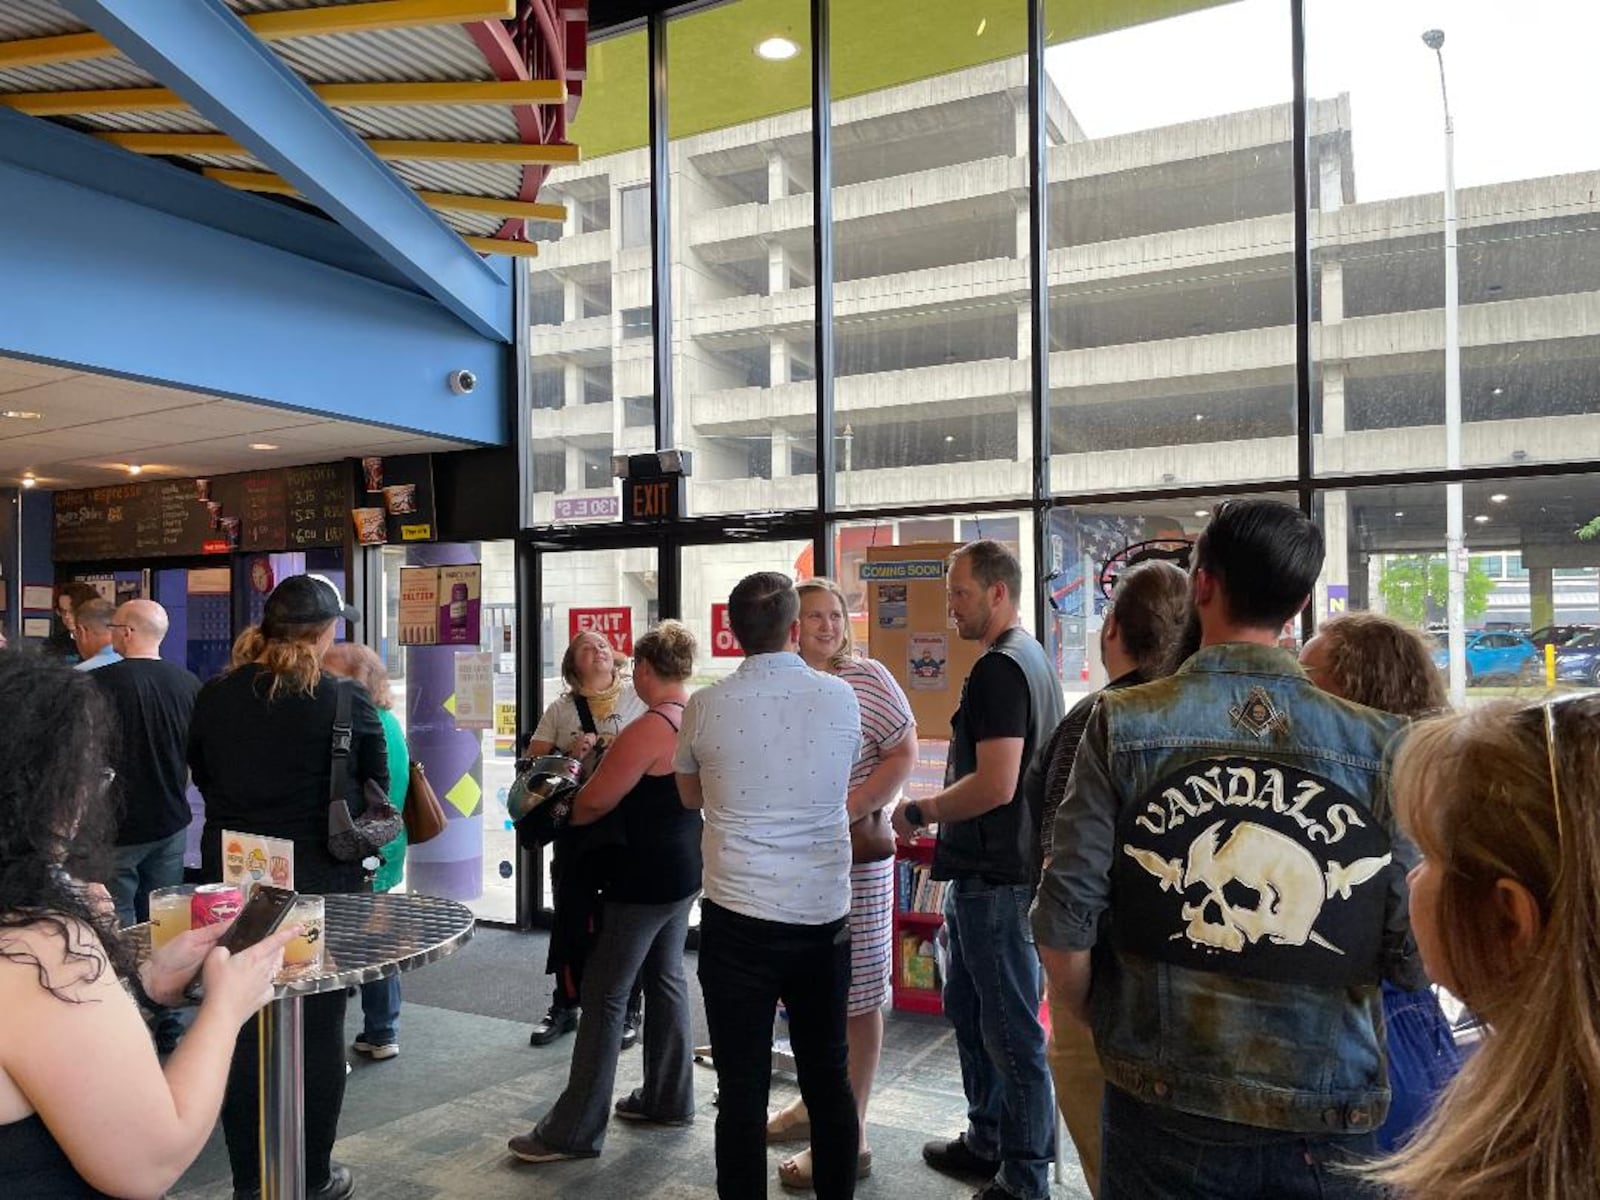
[94,599,202,936]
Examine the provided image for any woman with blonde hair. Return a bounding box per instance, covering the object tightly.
[525,627,648,1047]
[1370,695,1600,1199]
[188,575,387,1200]
[767,576,917,1188]
[323,642,411,1061]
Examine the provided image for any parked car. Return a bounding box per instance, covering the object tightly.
[1553,631,1600,686]
[1434,630,1538,684]
[1529,624,1599,650]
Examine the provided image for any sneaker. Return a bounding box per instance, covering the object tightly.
[507,1131,596,1163]
[352,1038,399,1060]
[613,1088,694,1126]
[529,1004,579,1047]
[620,1007,642,1050]
[923,1134,1001,1181]
[238,1164,354,1200]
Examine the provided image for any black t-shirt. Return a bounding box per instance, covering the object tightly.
[961,651,1030,746]
[93,657,202,846]
[188,665,387,891]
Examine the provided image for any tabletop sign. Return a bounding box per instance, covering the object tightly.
[710,602,742,657]
[570,606,633,654]
[622,474,683,524]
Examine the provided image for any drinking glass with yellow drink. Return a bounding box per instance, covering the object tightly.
[148,884,198,949]
[281,895,325,975]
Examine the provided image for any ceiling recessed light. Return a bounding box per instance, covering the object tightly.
[126,464,142,476]
[20,475,36,488]
[249,442,279,451]
[944,435,956,443]
[1193,413,1205,422]
[1193,510,1209,518]
[754,36,799,60]
[1491,385,1505,397]
[1394,511,1405,518]
[1473,514,1490,524]
[1,410,41,420]
[1490,492,1508,503]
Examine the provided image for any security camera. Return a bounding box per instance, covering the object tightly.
[448,369,477,395]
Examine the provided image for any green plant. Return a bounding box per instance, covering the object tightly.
[1377,554,1493,626]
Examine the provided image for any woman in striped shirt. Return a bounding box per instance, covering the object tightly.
[768,577,918,1189]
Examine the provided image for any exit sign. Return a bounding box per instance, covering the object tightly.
[623,474,684,523]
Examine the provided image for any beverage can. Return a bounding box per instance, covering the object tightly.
[192,883,243,926]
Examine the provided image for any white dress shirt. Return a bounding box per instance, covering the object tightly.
[675,652,860,925]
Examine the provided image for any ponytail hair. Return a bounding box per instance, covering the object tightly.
[229,619,331,700]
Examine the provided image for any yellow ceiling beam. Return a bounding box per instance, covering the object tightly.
[100,130,580,165]
[0,0,516,70]
[1,79,566,118]
[463,236,540,258]
[203,167,568,221]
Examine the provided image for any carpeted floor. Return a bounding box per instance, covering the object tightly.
[170,927,1091,1199]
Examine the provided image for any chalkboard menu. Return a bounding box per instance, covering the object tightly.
[54,480,215,562]
[285,463,349,549]
[54,461,356,562]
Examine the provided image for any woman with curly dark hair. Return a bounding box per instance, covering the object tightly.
[0,649,293,1199]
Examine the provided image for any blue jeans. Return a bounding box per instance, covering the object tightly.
[1101,1085,1382,1200]
[942,878,1055,1200]
[111,829,187,927]
[360,975,402,1045]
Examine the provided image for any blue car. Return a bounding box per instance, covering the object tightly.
[1433,631,1538,684]
[1554,632,1600,686]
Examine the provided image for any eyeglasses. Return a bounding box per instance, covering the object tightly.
[106,623,133,632]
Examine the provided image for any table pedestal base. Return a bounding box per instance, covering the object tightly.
[260,995,306,1200]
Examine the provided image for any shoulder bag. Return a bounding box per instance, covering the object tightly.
[403,761,448,844]
[326,678,404,864]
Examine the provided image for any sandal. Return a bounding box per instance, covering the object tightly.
[765,1105,811,1144]
[777,1148,872,1191]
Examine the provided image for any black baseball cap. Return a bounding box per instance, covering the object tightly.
[262,573,359,635]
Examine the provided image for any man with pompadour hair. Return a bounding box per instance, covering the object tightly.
[1033,499,1422,1200]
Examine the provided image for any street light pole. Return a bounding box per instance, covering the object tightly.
[1424,28,1467,706]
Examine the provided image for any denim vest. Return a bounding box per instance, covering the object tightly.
[934,627,1064,886]
[1089,644,1411,1135]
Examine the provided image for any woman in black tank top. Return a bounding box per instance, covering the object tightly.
[507,622,704,1163]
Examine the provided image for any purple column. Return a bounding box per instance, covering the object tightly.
[404,542,483,900]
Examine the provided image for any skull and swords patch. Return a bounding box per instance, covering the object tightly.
[1112,756,1392,987]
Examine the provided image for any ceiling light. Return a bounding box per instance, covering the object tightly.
[1491,385,1504,397]
[249,442,279,451]
[20,475,36,488]
[1,409,41,420]
[1193,413,1205,422]
[1490,492,1508,503]
[126,464,142,476]
[944,435,956,443]
[1473,514,1490,524]
[755,36,799,60]
[1394,511,1405,518]
[1194,510,1209,518]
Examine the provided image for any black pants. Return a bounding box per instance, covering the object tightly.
[222,988,348,1191]
[547,842,642,1013]
[698,900,856,1200]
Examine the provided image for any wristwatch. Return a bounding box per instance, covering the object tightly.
[904,801,925,830]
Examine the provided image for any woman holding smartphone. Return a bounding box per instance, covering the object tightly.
[0,650,296,1199]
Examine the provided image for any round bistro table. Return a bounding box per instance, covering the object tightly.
[257,892,474,1199]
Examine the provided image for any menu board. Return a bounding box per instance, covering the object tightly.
[55,461,356,562]
[284,463,349,549]
[54,481,215,562]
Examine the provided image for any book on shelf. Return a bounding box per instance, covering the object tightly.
[899,934,940,990]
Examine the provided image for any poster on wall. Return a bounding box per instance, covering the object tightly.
[453,651,495,730]
[569,606,633,654]
[908,633,948,690]
[438,564,482,646]
[22,584,53,611]
[864,543,983,734]
[398,567,442,645]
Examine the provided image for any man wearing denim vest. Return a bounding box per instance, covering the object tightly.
[895,540,1063,1200]
[1033,500,1420,1199]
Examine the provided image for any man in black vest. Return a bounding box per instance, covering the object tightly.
[893,540,1063,1200]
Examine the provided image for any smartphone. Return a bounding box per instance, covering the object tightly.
[217,886,298,956]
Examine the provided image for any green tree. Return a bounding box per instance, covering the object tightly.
[1377,554,1494,626]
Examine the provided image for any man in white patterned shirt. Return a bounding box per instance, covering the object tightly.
[676,571,862,1200]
